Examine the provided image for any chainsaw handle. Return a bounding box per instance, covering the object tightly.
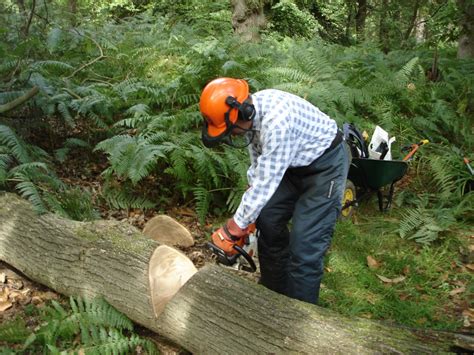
[233,244,257,272]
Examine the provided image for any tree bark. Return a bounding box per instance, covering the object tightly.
[457,0,474,58]
[378,0,390,53]
[0,192,473,354]
[403,0,420,42]
[16,0,25,12]
[230,0,267,42]
[355,0,367,41]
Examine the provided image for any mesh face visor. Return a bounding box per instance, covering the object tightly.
[201,108,255,149]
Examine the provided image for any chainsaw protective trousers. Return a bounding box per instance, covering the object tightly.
[256,142,349,304]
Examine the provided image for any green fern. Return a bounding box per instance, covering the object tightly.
[1,296,157,354]
[0,319,30,343]
[193,184,211,223]
[0,125,31,163]
[102,180,156,209]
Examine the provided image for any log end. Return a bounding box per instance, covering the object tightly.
[149,245,197,317]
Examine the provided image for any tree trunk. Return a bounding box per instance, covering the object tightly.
[378,0,390,53]
[457,0,474,58]
[403,0,420,42]
[16,0,25,12]
[0,192,473,354]
[344,1,355,41]
[68,0,78,26]
[230,0,267,42]
[355,0,367,41]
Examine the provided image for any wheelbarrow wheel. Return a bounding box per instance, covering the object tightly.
[340,180,356,220]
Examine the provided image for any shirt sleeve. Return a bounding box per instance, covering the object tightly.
[234,124,296,228]
[246,143,259,186]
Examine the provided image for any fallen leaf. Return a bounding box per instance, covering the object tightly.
[462,308,474,320]
[324,267,333,273]
[402,266,410,275]
[367,256,380,269]
[0,300,12,312]
[453,280,466,287]
[449,287,466,297]
[439,273,449,282]
[8,290,24,302]
[7,279,23,290]
[399,293,409,301]
[391,276,406,284]
[0,273,5,284]
[376,274,406,284]
[0,287,10,303]
[32,296,43,305]
[415,285,424,291]
[40,291,58,300]
[465,264,474,271]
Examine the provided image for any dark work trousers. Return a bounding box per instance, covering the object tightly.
[256,142,349,304]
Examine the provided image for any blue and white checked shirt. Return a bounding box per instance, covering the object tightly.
[233,89,338,228]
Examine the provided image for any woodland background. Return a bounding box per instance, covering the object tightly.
[0,0,473,353]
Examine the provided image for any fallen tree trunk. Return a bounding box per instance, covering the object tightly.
[0,192,472,354]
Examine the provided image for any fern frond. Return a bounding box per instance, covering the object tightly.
[395,57,419,86]
[193,184,211,224]
[102,182,156,209]
[0,319,30,343]
[14,176,47,213]
[57,102,75,127]
[30,60,73,72]
[266,67,314,84]
[0,125,31,163]
[0,59,19,74]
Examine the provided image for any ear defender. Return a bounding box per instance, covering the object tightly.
[225,96,255,122]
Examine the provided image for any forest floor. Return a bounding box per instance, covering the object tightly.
[0,153,473,353]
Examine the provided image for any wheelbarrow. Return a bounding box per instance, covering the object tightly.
[340,123,428,218]
[341,158,408,219]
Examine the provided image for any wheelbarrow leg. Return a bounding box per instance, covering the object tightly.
[377,181,396,212]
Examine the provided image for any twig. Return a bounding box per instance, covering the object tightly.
[23,0,36,37]
[43,0,49,23]
[0,86,39,114]
[67,31,106,79]
[62,88,82,100]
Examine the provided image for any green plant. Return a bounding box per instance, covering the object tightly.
[0,124,64,213]
[0,296,157,354]
[270,0,318,38]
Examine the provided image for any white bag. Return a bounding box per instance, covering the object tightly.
[369,126,396,160]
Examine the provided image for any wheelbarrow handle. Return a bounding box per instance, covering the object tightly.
[402,139,429,161]
[464,157,474,175]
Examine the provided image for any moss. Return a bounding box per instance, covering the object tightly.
[74,221,156,254]
[75,225,101,242]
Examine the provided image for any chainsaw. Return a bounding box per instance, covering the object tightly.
[206,225,258,273]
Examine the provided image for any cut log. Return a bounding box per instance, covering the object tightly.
[0,192,472,354]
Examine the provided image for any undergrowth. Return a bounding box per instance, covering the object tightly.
[0,296,157,354]
[322,209,473,331]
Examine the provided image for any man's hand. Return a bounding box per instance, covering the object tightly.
[210,218,249,256]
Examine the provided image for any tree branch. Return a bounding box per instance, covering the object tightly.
[0,86,39,114]
[67,32,105,78]
[23,0,36,37]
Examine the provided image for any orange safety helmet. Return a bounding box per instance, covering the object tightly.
[200,78,255,147]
